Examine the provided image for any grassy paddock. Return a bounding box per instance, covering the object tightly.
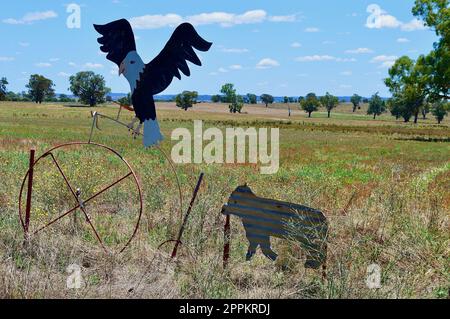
[0,102,448,299]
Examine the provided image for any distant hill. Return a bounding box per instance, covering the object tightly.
[57,93,386,103]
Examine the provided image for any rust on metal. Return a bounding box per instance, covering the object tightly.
[18,142,143,254]
[24,148,35,237]
[223,213,231,269]
[171,172,204,258]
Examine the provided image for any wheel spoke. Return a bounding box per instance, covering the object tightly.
[83,172,133,205]
[32,204,80,235]
[80,206,107,251]
[47,153,81,204]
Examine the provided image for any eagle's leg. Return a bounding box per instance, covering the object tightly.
[132,123,142,139]
[127,117,139,131]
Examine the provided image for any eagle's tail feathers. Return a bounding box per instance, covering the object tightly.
[143,119,164,147]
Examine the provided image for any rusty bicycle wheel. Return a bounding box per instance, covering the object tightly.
[18,142,143,254]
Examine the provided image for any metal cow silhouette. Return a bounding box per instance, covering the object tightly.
[222,185,328,269]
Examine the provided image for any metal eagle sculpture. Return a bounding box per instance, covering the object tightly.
[94,19,212,146]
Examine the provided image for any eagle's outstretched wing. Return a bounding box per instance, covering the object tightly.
[94,19,136,67]
[138,23,212,95]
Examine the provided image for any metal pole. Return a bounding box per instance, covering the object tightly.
[24,148,35,237]
[223,214,231,269]
[171,172,204,258]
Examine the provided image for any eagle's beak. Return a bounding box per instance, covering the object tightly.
[119,62,125,76]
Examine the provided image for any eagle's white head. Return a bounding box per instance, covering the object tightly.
[119,51,145,92]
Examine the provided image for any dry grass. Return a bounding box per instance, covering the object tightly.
[0,101,448,299]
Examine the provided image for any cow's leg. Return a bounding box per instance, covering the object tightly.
[246,238,258,261]
[260,236,278,261]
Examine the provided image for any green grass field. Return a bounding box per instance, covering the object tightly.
[0,101,448,299]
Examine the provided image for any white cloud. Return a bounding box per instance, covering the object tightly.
[295,55,356,62]
[365,4,427,31]
[291,42,302,48]
[3,11,57,25]
[221,47,249,53]
[401,18,427,31]
[296,55,335,62]
[58,72,70,77]
[229,64,243,70]
[371,55,398,68]
[0,56,15,62]
[256,58,280,69]
[305,27,319,32]
[397,37,410,43]
[269,15,297,22]
[49,58,60,62]
[345,48,373,54]
[130,14,183,29]
[189,10,267,27]
[36,62,52,67]
[68,62,77,67]
[340,84,352,89]
[341,71,352,76]
[218,67,228,73]
[130,10,294,29]
[84,63,104,69]
[19,42,30,47]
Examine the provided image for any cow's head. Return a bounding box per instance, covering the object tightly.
[232,184,255,197]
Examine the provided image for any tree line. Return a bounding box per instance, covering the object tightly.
[0,71,111,106]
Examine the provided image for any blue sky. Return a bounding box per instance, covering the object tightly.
[0,0,438,97]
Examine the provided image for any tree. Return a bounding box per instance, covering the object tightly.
[246,93,257,104]
[106,95,113,103]
[261,94,274,107]
[176,91,198,111]
[363,98,369,103]
[387,98,402,120]
[421,102,431,119]
[229,95,244,113]
[220,83,236,104]
[283,96,289,104]
[367,93,386,119]
[0,77,8,101]
[412,0,449,101]
[219,83,244,113]
[58,94,72,103]
[211,95,221,103]
[350,94,362,112]
[385,56,427,123]
[118,93,132,106]
[320,92,339,118]
[300,93,320,118]
[431,100,448,124]
[26,74,55,104]
[69,71,111,107]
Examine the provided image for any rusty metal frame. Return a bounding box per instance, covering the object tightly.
[19,105,184,255]
[18,142,143,253]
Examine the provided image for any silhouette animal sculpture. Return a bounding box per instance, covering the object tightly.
[222,185,328,269]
